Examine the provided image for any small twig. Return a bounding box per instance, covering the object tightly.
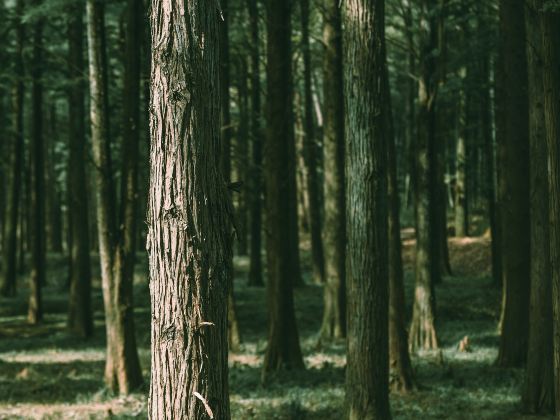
[193,391,214,419]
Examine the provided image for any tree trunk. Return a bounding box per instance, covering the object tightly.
[343,0,391,418]
[148,2,232,418]
[67,0,93,338]
[455,82,468,238]
[262,0,305,376]
[496,0,530,368]
[29,0,45,324]
[300,0,325,285]
[86,0,143,393]
[1,0,25,298]
[540,4,560,413]
[522,1,554,412]
[385,53,416,394]
[319,0,346,342]
[409,0,439,352]
[235,58,249,257]
[247,0,263,287]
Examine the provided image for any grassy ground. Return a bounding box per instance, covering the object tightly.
[0,236,552,419]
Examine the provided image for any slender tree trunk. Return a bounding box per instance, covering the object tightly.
[247,0,263,287]
[262,0,305,376]
[409,0,439,352]
[343,0,391,418]
[46,105,63,253]
[87,0,143,393]
[455,82,468,238]
[385,54,416,394]
[29,0,45,324]
[67,0,93,337]
[539,4,560,413]
[1,0,25,297]
[319,0,346,342]
[496,0,530,368]
[300,0,325,285]
[148,2,232,418]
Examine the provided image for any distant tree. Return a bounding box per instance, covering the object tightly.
[262,0,305,376]
[319,0,346,342]
[1,0,25,298]
[67,0,92,338]
[86,0,143,392]
[247,0,264,287]
[29,0,45,325]
[496,0,530,368]
[409,0,439,352]
[148,0,232,417]
[343,0,391,418]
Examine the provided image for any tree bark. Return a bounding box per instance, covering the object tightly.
[247,0,263,287]
[319,0,346,342]
[409,0,439,352]
[496,0,530,368]
[262,0,305,376]
[29,0,45,324]
[539,4,560,413]
[343,0,391,418]
[148,2,232,418]
[1,0,25,298]
[67,0,93,338]
[86,0,143,393]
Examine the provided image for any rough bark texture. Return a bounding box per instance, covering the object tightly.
[385,58,415,394]
[86,0,143,393]
[496,0,530,368]
[409,0,439,352]
[301,0,325,285]
[29,0,45,325]
[522,1,554,412]
[319,0,346,342]
[67,0,93,337]
[262,0,305,376]
[1,0,25,297]
[247,0,264,287]
[343,0,391,418]
[540,4,560,414]
[148,1,231,418]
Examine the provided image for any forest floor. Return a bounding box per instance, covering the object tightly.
[0,231,552,419]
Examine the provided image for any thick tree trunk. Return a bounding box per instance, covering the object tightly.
[29,0,45,324]
[67,0,93,337]
[343,0,391,418]
[148,2,232,418]
[262,0,305,375]
[247,0,263,287]
[496,0,530,368]
[319,0,346,342]
[1,0,25,298]
[86,0,143,393]
[409,0,439,352]
[301,0,325,285]
[540,5,560,413]
[522,1,554,412]
[385,57,415,394]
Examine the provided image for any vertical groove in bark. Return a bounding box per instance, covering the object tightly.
[148,2,232,418]
[301,0,325,285]
[540,5,560,413]
[343,0,391,418]
[29,0,45,325]
[319,0,346,342]
[247,0,263,287]
[409,0,439,353]
[262,0,304,376]
[1,0,25,298]
[385,56,415,394]
[67,0,93,337]
[522,1,554,413]
[496,0,530,368]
